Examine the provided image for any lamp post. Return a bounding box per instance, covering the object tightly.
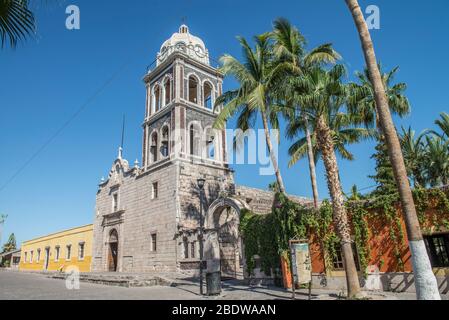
[197,178,206,296]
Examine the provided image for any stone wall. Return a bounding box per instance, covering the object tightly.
[235,185,313,214]
[92,158,179,273]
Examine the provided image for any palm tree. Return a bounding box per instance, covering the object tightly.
[290,64,363,298]
[345,0,441,299]
[399,127,428,187]
[0,0,35,48]
[271,18,341,208]
[348,65,410,130]
[424,136,449,187]
[348,65,410,196]
[433,112,449,139]
[213,34,287,194]
[287,103,373,169]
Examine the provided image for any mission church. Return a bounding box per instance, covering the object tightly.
[91,25,311,279]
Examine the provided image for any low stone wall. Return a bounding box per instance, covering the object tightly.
[311,273,449,295]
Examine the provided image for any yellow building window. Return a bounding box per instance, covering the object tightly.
[55,246,60,262]
[78,242,85,260]
[66,245,72,260]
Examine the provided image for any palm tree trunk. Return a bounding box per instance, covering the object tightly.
[261,111,286,194]
[316,115,361,298]
[304,115,320,208]
[345,0,440,300]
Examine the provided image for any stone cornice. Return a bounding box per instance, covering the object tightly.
[143,51,223,84]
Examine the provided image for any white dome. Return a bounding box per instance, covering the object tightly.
[157,25,210,66]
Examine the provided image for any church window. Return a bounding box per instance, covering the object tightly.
[191,241,196,259]
[151,233,157,252]
[24,252,27,263]
[203,82,213,109]
[189,124,201,157]
[153,84,162,112]
[188,76,199,104]
[164,78,171,106]
[30,251,34,263]
[66,245,72,260]
[150,132,158,163]
[152,182,158,199]
[161,126,169,158]
[205,128,216,160]
[183,238,189,259]
[112,193,119,212]
[36,249,41,262]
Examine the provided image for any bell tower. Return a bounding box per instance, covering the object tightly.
[141,25,228,170]
[93,25,237,275]
[141,25,236,273]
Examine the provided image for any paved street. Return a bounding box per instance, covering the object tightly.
[0,271,302,300]
[0,270,435,300]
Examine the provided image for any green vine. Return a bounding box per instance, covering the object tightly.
[239,188,449,278]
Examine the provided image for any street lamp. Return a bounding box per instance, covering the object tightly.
[197,178,206,296]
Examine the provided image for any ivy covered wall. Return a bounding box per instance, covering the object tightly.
[239,188,449,278]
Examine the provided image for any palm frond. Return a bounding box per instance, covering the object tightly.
[0,0,35,48]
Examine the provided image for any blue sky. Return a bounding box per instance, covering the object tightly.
[1,0,448,246]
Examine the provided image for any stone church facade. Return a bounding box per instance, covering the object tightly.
[91,25,311,277]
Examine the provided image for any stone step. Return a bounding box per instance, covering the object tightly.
[47,273,178,288]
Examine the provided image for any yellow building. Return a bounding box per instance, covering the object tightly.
[19,224,93,273]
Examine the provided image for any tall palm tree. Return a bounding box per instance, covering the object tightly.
[291,64,363,298]
[213,34,287,194]
[425,136,449,187]
[348,65,410,130]
[348,65,410,196]
[287,104,373,167]
[399,126,428,187]
[345,0,441,300]
[271,18,341,208]
[0,0,35,48]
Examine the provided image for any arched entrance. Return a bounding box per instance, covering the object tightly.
[108,229,119,272]
[206,198,249,280]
